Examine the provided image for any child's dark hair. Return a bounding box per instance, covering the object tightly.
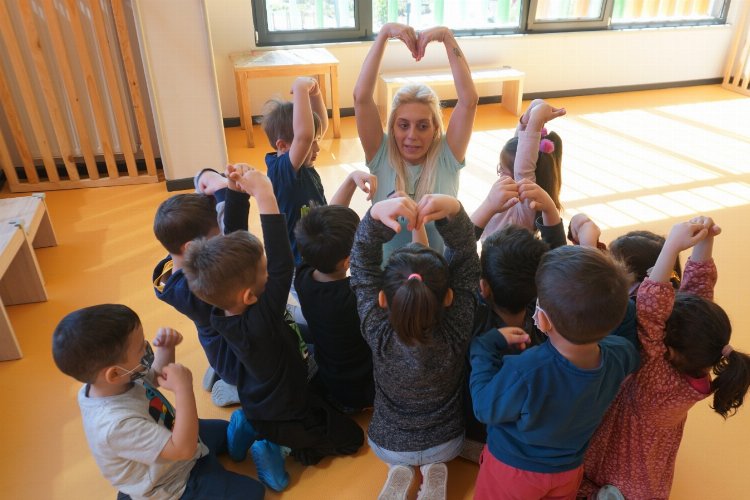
[182,231,264,311]
[481,225,549,314]
[295,205,360,274]
[261,98,323,148]
[154,194,218,255]
[536,245,629,344]
[502,130,562,210]
[666,293,750,418]
[382,244,450,346]
[610,230,682,288]
[52,304,141,384]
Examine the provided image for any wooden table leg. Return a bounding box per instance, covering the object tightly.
[501,78,523,117]
[0,299,22,361]
[235,71,245,131]
[330,64,341,138]
[238,72,255,148]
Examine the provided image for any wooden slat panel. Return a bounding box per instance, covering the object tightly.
[42,0,99,179]
[0,66,39,184]
[90,0,138,178]
[64,0,119,179]
[5,174,159,193]
[110,0,157,176]
[0,1,58,182]
[17,0,79,181]
[0,125,20,188]
[722,1,750,96]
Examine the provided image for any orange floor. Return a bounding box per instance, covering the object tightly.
[2,85,749,499]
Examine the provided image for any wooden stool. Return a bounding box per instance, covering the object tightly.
[0,224,48,360]
[231,48,341,148]
[0,193,58,248]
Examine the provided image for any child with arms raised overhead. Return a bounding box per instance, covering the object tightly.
[51,304,264,500]
[182,167,364,489]
[580,216,750,499]
[476,99,565,239]
[350,194,479,500]
[470,245,640,499]
[293,205,374,413]
[263,76,376,265]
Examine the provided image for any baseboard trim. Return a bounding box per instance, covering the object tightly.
[222,78,722,126]
[165,178,195,192]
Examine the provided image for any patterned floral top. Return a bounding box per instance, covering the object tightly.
[579,258,717,499]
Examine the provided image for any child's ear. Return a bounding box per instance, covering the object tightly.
[242,288,259,306]
[378,290,388,309]
[177,240,191,256]
[443,288,454,307]
[341,256,351,271]
[275,138,290,153]
[536,307,553,334]
[479,279,492,300]
[102,366,123,384]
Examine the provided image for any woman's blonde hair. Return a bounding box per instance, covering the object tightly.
[386,84,444,201]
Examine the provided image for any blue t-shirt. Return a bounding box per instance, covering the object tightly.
[470,332,639,473]
[266,152,327,264]
[367,136,464,263]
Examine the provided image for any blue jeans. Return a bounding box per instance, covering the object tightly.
[368,434,464,467]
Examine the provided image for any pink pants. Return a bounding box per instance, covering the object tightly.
[474,446,583,500]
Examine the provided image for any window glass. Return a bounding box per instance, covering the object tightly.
[372,0,521,32]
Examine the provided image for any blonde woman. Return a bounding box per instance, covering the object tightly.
[353,23,478,261]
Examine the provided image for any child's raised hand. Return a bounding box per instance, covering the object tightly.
[152,328,183,349]
[666,220,710,252]
[156,363,193,393]
[528,102,566,130]
[568,213,601,248]
[487,176,519,214]
[291,77,317,95]
[230,166,272,198]
[350,170,378,201]
[689,216,721,237]
[498,326,531,352]
[416,194,461,229]
[371,196,418,233]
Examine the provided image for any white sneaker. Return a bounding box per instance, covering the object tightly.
[378,465,414,500]
[597,485,625,500]
[416,463,448,500]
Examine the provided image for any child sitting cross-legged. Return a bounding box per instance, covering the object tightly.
[182,167,364,488]
[293,205,375,413]
[51,304,264,500]
[470,245,640,499]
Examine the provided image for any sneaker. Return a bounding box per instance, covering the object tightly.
[251,439,290,492]
[201,366,219,391]
[227,409,257,462]
[211,380,240,407]
[416,463,448,500]
[597,485,625,500]
[378,465,414,500]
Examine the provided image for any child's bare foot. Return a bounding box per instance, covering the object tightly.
[194,168,228,195]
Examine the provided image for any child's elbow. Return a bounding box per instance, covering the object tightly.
[175,441,198,461]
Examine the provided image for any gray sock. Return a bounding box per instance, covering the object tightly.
[212,380,240,407]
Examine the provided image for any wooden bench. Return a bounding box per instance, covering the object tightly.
[0,194,56,361]
[0,224,48,360]
[379,66,525,123]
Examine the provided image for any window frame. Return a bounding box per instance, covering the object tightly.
[251,0,732,47]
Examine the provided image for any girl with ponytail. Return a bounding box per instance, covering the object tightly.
[580,216,750,499]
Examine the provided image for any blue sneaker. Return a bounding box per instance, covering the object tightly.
[227,409,256,462]
[251,439,290,492]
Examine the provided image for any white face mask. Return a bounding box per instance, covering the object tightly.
[115,342,154,381]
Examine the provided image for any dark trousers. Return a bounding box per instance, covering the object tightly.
[252,392,364,466]
[118,419,265,500]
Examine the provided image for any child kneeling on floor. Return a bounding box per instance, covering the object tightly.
[51,304,264,500]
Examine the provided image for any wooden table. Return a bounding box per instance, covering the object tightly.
[231,48,341,148]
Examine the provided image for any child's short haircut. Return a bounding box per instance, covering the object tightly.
[481,225,549,313]
[610,230,682,287]
[154,194,218,255]
[294,205,360,274]
[261,98,323,148]
[536,245,629,344]
[382,244,450,346]
[182,231,264,311]
[52,304,141,384]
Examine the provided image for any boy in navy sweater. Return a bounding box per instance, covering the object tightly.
[182,167,364,486]
[470,245,639,498]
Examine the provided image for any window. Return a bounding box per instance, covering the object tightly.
[251,0,731,46]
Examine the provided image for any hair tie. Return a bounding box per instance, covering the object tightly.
[407,273,422,282]
[539,127,555,154]
[722,344,734,358]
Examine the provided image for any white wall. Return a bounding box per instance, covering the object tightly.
[206,0,742,119]
[134,0,227,180]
